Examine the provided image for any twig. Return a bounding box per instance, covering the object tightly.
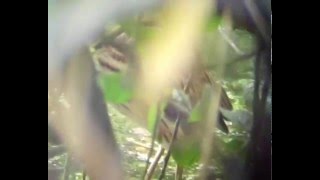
[145,147,165,180]
[218,26,244,55]
[142,105,162,180]
[158,117,181,180]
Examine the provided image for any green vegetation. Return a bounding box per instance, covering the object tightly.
[48,9,262,180]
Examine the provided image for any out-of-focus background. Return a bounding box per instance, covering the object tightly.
[48,0,271,179]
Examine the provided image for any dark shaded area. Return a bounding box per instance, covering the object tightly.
[215,0,272,179]
[216,0,271,38]
[48,122,61,146]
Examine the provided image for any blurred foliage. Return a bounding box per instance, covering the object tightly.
[118,11,256,112]
[48,5,260,179]
[98,73,135,104]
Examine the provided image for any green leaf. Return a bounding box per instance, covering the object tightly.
[188,86,212,123]
[147,103,158,132]
[147,101,167,132]
[205,15,222,32]
[98,73,134,104]
[221,136,247,157]
[188,104,205,123]
[171,140,201,168]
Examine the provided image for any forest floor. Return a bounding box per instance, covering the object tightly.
[48,105,200,180]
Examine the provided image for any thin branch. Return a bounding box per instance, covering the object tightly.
[145,147,165,180]
[218,26,244,55]
[142,105,162,180]
[158,117,181,180]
